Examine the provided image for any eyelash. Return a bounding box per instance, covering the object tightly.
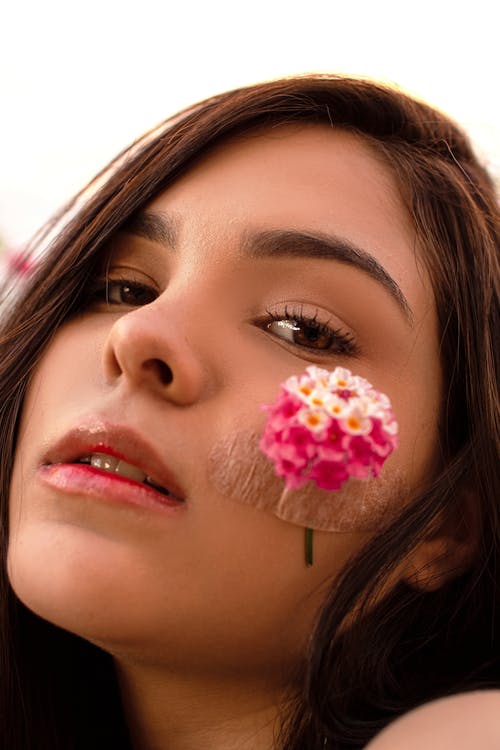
[263,305,358,357]
[84,278,358,357]
[84,277,158,308]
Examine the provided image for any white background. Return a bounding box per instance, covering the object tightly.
[1,0,499,246]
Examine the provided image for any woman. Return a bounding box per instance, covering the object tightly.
[1,75,498,749]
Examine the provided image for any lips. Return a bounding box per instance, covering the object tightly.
[75,453,174,497]
[42,420,186,505]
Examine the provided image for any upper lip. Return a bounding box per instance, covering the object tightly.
[43,418,186,501]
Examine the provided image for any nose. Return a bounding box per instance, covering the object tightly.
[102,303,206,405]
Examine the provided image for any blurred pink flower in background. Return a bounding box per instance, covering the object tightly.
[5,247,34,277]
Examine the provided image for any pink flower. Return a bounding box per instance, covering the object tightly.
[6,248,34,277]
[260,366,398,491]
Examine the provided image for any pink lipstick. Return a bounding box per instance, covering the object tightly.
[39,420,186,513]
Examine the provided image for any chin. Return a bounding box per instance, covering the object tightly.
[7,523,158,645]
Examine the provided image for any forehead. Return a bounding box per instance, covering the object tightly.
[147,124,432,321]
[153,125,407,233]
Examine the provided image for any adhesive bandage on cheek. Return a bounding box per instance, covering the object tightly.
[207,365,399,565]
[259,365,399,562]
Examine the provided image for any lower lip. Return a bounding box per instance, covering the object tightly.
[39,464,185,513]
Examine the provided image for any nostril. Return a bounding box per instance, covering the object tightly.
[144,359,173,386]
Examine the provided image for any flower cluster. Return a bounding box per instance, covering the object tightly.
[260,365,398,491]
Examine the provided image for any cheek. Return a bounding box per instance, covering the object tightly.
[207,428,408,532]
[14,319,105,434]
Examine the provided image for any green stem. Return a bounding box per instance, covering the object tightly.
[305,527,314,567]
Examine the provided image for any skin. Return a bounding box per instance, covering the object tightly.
[8,125,444,749]
[366,691,500,749]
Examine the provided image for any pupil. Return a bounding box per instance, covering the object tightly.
[295,323,330,348]
[305,326,320,342]
[122,284,153,304]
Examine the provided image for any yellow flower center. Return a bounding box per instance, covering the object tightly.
[306,413,321,427]
[347,416,361,431]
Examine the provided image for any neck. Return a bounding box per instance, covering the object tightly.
[116,659,288,750]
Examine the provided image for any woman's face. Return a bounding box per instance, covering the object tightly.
[8,125,441,681]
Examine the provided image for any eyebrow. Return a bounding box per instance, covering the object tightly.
[124,211,413,325]
[123,210,178,248]
[244,229,414,325]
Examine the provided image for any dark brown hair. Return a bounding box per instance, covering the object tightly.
[1,75,499,749]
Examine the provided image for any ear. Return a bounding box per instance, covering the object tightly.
[401,490,479,592]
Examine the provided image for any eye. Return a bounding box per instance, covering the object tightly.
[264,307,358,356]
[267,318,334,349]
[105,280,157,306]
[85,277,158,309]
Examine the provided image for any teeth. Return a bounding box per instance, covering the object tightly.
[88,453,147,483]
[116,460,148,484]
[78,453,173,497]
[90,454,119,472]
[144,475,164,490]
